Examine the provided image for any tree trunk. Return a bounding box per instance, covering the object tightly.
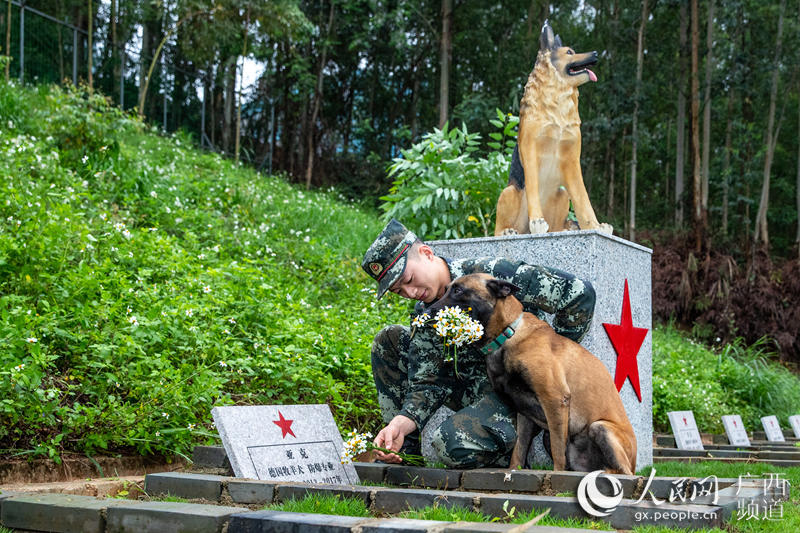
[690,0,705,253]
[4,0,10,81]
[675,0,688,228]
[754,0,786,248]
[110,0,117,97]
[607,137,615,219]
[305,1,335,189]
[796,73,800,257]
[438,0,452,128]
[701,0,714,212]
[722,88,734,237]
[222,56,236,155]
[235,9,250,163]
[87,0,93,90]
[629,0,648,242]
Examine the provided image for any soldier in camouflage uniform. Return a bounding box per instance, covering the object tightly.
[362,219,595,468]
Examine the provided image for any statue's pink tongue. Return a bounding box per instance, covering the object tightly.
[587,69,598,82]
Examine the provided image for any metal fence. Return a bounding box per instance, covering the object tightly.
[1,1,274,172]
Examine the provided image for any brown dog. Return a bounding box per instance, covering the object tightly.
[495,21,612,236]
[428,273,636,474]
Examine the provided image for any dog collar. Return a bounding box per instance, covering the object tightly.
[480,313,523,355]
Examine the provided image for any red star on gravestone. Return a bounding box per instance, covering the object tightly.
[733,420,737,427]
[603,279,648,402]
[683,417,688,426]
[272,410,296,438]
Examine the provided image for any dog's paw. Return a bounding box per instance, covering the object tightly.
[500,228,519,236]
[597,223,613,235]
[528,218,549,234]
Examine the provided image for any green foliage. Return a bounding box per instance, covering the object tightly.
[652,325,800,434]
[0,82,409,461]
[379,110,517,240]
[265,493,371,517]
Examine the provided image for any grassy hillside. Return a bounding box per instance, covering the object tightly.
[0,83,409,460]
[1,82,798,464]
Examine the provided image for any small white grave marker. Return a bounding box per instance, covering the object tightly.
[789,415,800,438]
[721,415,751,447]
[667,410,704,450]
[212,404,359,484]
[760,415,785,442]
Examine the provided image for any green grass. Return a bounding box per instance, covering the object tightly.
[264,493,371,517]
[652,325,800,435]
[398,504,494,522]
[0,82,410,461]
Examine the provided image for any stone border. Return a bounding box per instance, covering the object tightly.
[656,434,799,448]
[654,446,800,466]
[1,468,789,531]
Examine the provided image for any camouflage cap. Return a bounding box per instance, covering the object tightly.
[362,219,418,299]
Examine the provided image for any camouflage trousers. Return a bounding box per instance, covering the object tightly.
[371,324,517,468]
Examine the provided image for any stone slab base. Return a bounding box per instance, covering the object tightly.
[428,231,653,469]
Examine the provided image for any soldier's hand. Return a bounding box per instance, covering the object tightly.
[373,415,416,463]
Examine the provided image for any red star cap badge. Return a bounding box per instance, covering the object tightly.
[603,279,648,402]
[273,410,296,438]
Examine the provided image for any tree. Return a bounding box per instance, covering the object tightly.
[690,0,706,252]
[5,0,11,82]
[754,0,786,248]
[438,0,452,128]
[305,0,335,189]
[629,0,649,242]
[675,0,688,228]
[88,0,93,90]
[700,0,714,214]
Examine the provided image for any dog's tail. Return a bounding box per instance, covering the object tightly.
[507,144,525,190]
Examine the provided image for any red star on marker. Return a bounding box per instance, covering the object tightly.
[603,279,648,402]
[733,420,737,427]
[272,411,296,438]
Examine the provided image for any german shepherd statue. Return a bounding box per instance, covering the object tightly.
[428,273,637,474]
[495,21,612,236]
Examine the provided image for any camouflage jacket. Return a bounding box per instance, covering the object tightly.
[398,257,596,430]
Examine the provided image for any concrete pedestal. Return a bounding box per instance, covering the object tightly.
[427,230,653,469]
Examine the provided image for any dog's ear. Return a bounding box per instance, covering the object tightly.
[554,34,563,49]
[486,279,521,299]
[539,21,557,51]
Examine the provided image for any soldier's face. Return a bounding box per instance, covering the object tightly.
[389,246,449,303]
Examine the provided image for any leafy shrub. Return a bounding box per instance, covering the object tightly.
[380,110,517,239]
[0,82,410,461]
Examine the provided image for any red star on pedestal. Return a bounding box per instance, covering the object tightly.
[603,279,648,402]
[272,411,296,438]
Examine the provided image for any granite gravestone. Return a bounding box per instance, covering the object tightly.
[211,404,359,484]
[789,415,800,438]
[667,410,704,450]
[721,415,751,447]
[760,415,785,442]
[429,230,653,468]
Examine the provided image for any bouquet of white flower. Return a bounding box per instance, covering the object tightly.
[340,429,424,465]
[412,306,484,376]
